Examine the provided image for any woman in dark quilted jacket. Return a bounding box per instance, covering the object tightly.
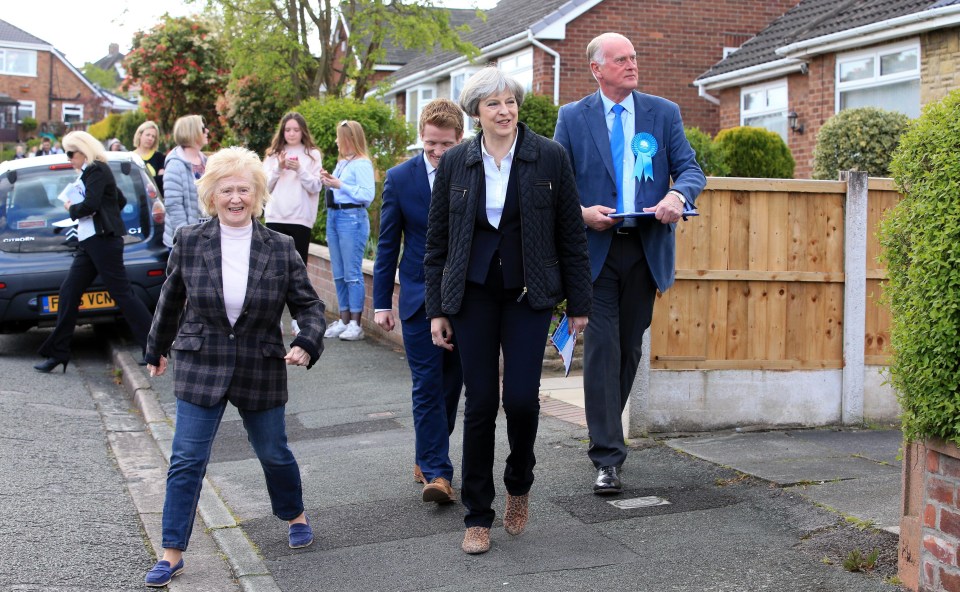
[424,67,592,555]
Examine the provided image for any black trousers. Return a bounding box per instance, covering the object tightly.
[451,267,552,529]
[266,222,312,264]
[38,235,154,362]
[583,232,657,469]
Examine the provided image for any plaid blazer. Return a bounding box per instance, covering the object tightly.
[145,218,326,410]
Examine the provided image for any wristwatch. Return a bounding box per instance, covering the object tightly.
[667,190,686,207]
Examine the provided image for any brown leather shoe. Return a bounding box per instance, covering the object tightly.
[422,477,456,503]
[503,493,529,536]
[413,464,425,484]
[461,526,491,554]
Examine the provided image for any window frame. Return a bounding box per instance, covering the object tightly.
[17,100,35,122]
[497,48,534,92]
[740,78,789,141]
[62,103,83,124]
[0,48,38,77]
[835,39,920,116]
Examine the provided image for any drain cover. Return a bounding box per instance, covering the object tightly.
[608,496,671,510]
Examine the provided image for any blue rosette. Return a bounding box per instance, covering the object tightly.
[631,133,658,182]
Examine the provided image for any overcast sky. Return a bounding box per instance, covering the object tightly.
[4,0,495,68]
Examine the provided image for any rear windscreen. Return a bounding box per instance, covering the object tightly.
[0,161,149,253]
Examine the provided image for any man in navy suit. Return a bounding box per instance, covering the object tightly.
[555,32,706,494]
[374,99,465,503]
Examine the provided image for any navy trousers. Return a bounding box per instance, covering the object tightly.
[583,232,657,469]
[452,273,552,529]
[402,304,463,482]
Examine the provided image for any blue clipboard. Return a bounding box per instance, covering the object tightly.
[608,209,699,220]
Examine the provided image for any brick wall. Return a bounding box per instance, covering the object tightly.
[537,0,800,135]
[920,440,960,592]
[921,28,960,107]
[305,243,404,349]
[0,50,102,133]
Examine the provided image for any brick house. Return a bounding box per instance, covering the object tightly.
[0,19,113,140]
[374,0,799,143]
[694,0,960,178]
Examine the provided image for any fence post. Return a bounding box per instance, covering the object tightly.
[842,170,868,425]
[625,328,651,438]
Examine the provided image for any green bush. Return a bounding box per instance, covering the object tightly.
[115,111,148,152]
[519,94,559,139]
[295,96,414,174]
[879,89,960,445]
[714,126,795,178]
[684,126,730,177]
[813,107,910,180]
[217,74,294,156]
[87,114,123,142]
[20,117,37,135]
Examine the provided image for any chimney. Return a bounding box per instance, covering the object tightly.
[109,43,119,55]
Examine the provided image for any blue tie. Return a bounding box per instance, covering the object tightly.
[610,104,625,214]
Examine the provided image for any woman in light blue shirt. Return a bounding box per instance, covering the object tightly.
[320,120,375,341]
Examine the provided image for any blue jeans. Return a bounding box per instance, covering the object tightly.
[326,208,369,313]
[161,399,304,550]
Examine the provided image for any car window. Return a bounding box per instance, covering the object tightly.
[0,161,148,253]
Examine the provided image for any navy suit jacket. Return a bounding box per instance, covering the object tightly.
[145,219,325,410]
[554,90,706,291]
[373,154,432,321]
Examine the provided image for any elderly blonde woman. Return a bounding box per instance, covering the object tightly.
[35,131,154,373]
[133,120,166,194]
[143,147,326,587]
[424,67,592,554]
[162,114,209,248]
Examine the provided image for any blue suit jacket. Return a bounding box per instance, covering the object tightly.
[373,154,432,321]
[554,90,706,291]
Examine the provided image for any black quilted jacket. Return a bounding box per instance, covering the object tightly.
[424,124,592,318]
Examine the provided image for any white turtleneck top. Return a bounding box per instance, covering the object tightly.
[220,221,253,326]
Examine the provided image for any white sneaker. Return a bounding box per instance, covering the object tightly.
[339,321,364,341]
[324,319,348,338]
[290,319,300,337]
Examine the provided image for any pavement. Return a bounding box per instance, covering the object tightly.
[108,319,905,591]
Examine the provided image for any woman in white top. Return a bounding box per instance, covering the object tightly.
[319,120,375,342]
[263,112,324,335]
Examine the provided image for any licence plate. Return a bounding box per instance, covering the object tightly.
[41,291,117,314]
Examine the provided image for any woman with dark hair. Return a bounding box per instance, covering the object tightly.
[425,67,591,554]
[34,131,154,373]
[263,112,324,336]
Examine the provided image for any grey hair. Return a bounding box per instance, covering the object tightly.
[458,66,525,117]
[587,32,629,65]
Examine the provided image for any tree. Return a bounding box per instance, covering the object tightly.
[211,0,478,101]
[82,64,119,91]
[123,16,229,134]
[216,75,292,155]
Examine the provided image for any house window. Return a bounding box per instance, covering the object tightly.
[497,49,533,92]
[0,48,38,76]
[405,86,435,126]
[62,103,83,124]
[18,100,35,122]
[836,41,920,118]
[741,79,788,141]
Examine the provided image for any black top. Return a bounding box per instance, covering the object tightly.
[142,150,166,195]
[70,160,126,240]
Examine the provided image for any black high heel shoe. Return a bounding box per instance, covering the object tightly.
[34,358,68,373]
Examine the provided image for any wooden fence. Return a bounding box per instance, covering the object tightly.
[649,176,900,371]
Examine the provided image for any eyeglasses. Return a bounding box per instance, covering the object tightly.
[66,150,76,158]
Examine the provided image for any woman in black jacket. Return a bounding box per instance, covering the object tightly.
[35,131,154,373]
[424,67,592,554]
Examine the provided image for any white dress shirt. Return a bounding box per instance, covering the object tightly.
[600,92,636,214]
[423,152,437,192]
[480,132,519,228]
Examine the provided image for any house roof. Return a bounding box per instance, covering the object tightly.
[697,0,960,84]
[0,18,51,46]
[378,8,478,67]
[389,0,581,83]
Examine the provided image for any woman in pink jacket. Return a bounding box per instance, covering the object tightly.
[263,112,325,335]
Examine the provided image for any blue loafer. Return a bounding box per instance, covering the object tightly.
[289,516,314,549]
[145,558,184,587]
